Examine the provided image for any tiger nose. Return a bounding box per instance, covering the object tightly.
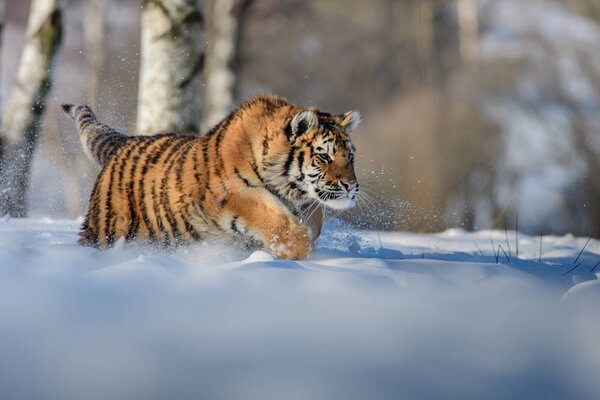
[341,180,358,192]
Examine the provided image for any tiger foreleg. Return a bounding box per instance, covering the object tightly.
[225,191,314,260]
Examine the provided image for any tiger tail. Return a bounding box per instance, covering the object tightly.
[61,104,128,167]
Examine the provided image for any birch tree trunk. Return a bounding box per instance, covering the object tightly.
[202,0,247,131]
[85,0,105,109]
[457,0,479,63]
[0,0,4,106]
[137,0,205,135]
[0,0,63,217]
[411,0,434,87]
[0,0,5,163]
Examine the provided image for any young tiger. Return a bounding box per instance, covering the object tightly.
[62,94,360,259]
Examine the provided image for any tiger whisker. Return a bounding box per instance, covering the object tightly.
[359,191,379,211]
[358,187,381,197]
[355,197,369,216]
[356,195,374,217]
[360,190,382,207]
[304,201,322,224]
[299,200,319,222]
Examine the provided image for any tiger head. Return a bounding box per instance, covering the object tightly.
[269,108,361,210]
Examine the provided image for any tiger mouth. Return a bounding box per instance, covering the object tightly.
[315,189,358,210]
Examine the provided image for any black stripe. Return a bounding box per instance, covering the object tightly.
[287,181,306,197]
[297,151,305,169]
[251,163,264,184]
[284,119,293,139]
[132,138,158,240]
[103,160,120,246]
[184,220,201,241]
[159,138,189,240]
[231,216,241,234]
[147,140,170,242]
[118,143,136,196]
[192,146,203,184]
[283,146,297,177]
[296,151,305,181]
[235,168,255,187]
[196,202,225,233]
[86,179,103,244]
[126,194,138,241]
[175,141,195,192]
[148,135,176,164]
[212,113,236,185]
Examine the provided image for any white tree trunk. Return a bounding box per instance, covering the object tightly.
[410,0,434,86]
[202,0,245,131]
[0,0,6,151]
[137,0,205,135]
[0,0,63,217]
[457,0,479,63]
[0,0,5,110]
[85,0,105,109]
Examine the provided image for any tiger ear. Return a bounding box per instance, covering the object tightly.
[290,110,319,138]
[339,110,361,133]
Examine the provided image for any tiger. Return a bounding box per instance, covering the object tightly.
[62,94,360,259]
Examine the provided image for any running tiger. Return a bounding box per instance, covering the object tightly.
[62,94,360,259]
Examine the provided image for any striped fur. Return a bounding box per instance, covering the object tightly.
[63,95,360,259]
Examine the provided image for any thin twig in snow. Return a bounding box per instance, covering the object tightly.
[504,222,512,259]
[515,213,519,259]
[539,230,543,263]
[490,236,499,263]
[573,232,595,265]
[473,240,484,257]
[562,261,583,276]
[498,245,511,263]
[376,231,383,250]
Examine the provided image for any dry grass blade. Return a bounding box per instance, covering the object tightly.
[498,245,511,263]
[573,232,595,265]
[563,261,583,276]
[515,213,519,259]
[539,230,543,263]
[504,221,512,259]
[376,231,383,249]
[490,236,499,263]
[473,240,484,257]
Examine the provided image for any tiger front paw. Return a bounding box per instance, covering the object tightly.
[267,225,314,260]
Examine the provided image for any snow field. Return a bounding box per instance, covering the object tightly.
[0,218,599,400]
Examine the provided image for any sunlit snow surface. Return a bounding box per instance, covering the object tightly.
[1,218,599,400]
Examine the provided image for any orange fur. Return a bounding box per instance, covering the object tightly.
[62,95,360,259]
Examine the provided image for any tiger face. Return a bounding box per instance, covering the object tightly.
[283,109,361,210]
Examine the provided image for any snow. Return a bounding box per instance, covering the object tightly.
[0,218,599,399]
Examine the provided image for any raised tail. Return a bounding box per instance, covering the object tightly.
[62,104,128,167]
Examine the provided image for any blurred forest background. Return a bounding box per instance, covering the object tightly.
[1,0,599,236]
